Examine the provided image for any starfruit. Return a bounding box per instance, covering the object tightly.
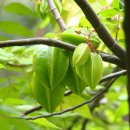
[33,45,69,90]
[60,27,101,48]
[64,59,87,95]
[32,73,65,113]
[72,43,91,67]
[75,52,103,89]
[32,45,69,112]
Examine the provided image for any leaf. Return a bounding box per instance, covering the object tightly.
[54,0,62,13]
[0,21,34,37]
[0,64,5,69]
[111,0,120,10]
[0,105,20,116]
[79,16,92,28]
[63,94,92,119]
[33,45,69,89]
[0,36,8,41]
[4,2,34,16]
[0,117,34,130]
[3,98,26,105]
[99,8,119,18]
[32,73,66,113]
[31,118,62,129]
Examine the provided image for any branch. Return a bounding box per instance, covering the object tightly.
[24,78,116,120]
[99,70,127,83]
[99,51,125,68]
[0,38,125,68]
[19,105,42,117]
[123,0,130,125]
[74,0,126,62]
[0,38,75,51]
[47,0,67,31]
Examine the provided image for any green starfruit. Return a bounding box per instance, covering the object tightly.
[32,73,65,113]
[72,43,91,66]
[64,56,87,95]
[32,45,69,112]
[60,27,101,48]
[75,52,103,89]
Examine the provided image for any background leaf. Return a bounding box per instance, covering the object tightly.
[0,21,34,37]
[4,2,34,16]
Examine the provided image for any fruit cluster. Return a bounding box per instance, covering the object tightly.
[32,27,103,112]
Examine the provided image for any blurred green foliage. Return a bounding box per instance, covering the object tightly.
[0,0,128,130]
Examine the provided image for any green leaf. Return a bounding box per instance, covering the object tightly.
[0,21,34,37]
[111,0,120,9]
[4,2,34,16]
[31,118,62,129]
[0,117,34,130]
[3,98,26,105]
[0,105,20,116]
[79,16,92,28]
[33,45,69,89]
[54,0,62,13]
[0,64,5,69]
[63,94,92,119]
[99,8,119,18]
[0,36,8,41]
[32,73,66,113]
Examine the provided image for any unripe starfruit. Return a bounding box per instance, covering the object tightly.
[60,27,101,49]
[75,52,103,89]
[32,73,65,113]
[64,59,87,95]
[72,43,91,67]
[32,45,69,112]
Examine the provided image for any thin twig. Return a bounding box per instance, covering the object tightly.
[22,79,116,120]
[74,0,126,61]
[19,105,42,117]
[47,0,67,31]
[115,12,120,41]
[100,70,127,83]
[64,90,72,96]
[0,38,125,68]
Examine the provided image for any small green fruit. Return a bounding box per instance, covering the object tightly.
[32,45,69,112]
[72,43,91,67]
[33,45,69,90]
[60,27,101,48]
[75,52,103,89]
[64,57,87,95]
[32,73,65,113]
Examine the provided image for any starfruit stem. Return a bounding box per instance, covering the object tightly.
[86,29,95,52]
[75,28,96,52]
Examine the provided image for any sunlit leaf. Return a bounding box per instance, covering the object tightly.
[0,21,34,37]
[63,94,92,119]
[4,2,34,16]
[31,118,62,129]
[99,8,119,18]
